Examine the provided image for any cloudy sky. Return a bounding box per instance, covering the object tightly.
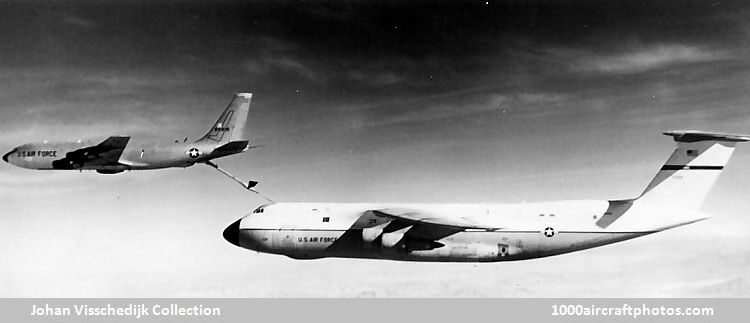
[2,0,750,297]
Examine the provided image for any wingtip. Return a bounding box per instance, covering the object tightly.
[236,92,253,99]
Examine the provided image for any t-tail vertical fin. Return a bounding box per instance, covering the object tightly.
[636,130,749,210]
[197,93,252,144]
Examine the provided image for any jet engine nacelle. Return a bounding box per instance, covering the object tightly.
[381,232,404,248]
[362,227,384,243]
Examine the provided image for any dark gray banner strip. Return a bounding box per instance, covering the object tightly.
[0,299,747,323]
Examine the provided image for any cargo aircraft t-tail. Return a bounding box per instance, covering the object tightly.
[224,130,748,262]
[4,93,257,175]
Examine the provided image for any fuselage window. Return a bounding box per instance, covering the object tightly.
[322,217,330,222]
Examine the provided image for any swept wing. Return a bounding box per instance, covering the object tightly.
[51,136,130,169]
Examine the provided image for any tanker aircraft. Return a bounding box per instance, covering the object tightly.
[224,130,748,262]
[4,93,256,175]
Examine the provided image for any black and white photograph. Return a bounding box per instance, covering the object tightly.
[2,0,750,305]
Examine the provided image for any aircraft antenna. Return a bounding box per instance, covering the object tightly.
[204,160,274,203]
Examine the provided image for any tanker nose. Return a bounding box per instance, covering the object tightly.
[3,148,16,163]
[223,219,242,247]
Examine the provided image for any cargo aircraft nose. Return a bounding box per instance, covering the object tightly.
[223,219,242,247]
[3,148,16,163]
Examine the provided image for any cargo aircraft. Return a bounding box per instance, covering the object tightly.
[4,93,257,178]
[224,130,748,262]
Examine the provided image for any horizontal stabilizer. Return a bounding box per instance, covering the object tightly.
[663,130,750,143]
[213,140,250,153]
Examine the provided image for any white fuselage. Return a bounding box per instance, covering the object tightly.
[223,130,742,262]
[226,201,707,262]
